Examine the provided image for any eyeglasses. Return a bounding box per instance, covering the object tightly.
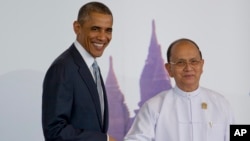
[169,59,202,68]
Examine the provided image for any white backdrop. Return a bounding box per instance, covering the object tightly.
[0,0,249,140]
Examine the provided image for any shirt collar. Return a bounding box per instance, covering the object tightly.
[173,85,201,98]
[74,40,95,69]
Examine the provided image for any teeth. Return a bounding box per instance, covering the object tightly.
[94,43,103,48]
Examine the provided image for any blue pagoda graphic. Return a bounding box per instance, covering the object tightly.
[105,20,172,141]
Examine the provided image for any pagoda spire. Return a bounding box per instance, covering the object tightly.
[105,56,130,141]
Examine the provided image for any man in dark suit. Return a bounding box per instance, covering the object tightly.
[42,2,116,141]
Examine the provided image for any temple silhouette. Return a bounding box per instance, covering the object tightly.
[105,20,172,141]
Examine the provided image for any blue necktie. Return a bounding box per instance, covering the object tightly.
[92,60,104,123]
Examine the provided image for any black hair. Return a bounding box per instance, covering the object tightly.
[77,1,113,24]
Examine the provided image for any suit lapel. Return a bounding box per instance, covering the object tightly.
[69,44,103,128]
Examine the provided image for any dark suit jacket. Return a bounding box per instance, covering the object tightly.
[42,44,109,141]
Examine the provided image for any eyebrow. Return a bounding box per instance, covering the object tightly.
[171,56,201,61]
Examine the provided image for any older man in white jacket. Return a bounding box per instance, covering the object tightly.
[124,38,235,141]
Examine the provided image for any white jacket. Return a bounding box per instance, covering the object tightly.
[124,86,235,141]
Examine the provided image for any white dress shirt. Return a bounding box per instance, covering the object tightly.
[124,86,235,141]
[74,40,95,78]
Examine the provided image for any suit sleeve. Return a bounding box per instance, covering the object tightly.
[42,63,107,141]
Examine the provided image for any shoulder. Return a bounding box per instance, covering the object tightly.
[142,89,173,112]
[46,44,81,72]
[200,87,232,108]
[135,90,173,122]
[52,45,76,65]
[200,87,226,99]
[44,45,79,77]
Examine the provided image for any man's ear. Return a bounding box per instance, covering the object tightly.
[73,21,81,35]
[165,63,174,77]
[200,59,204,74]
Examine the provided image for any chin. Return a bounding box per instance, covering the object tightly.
[95,54,103,58]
